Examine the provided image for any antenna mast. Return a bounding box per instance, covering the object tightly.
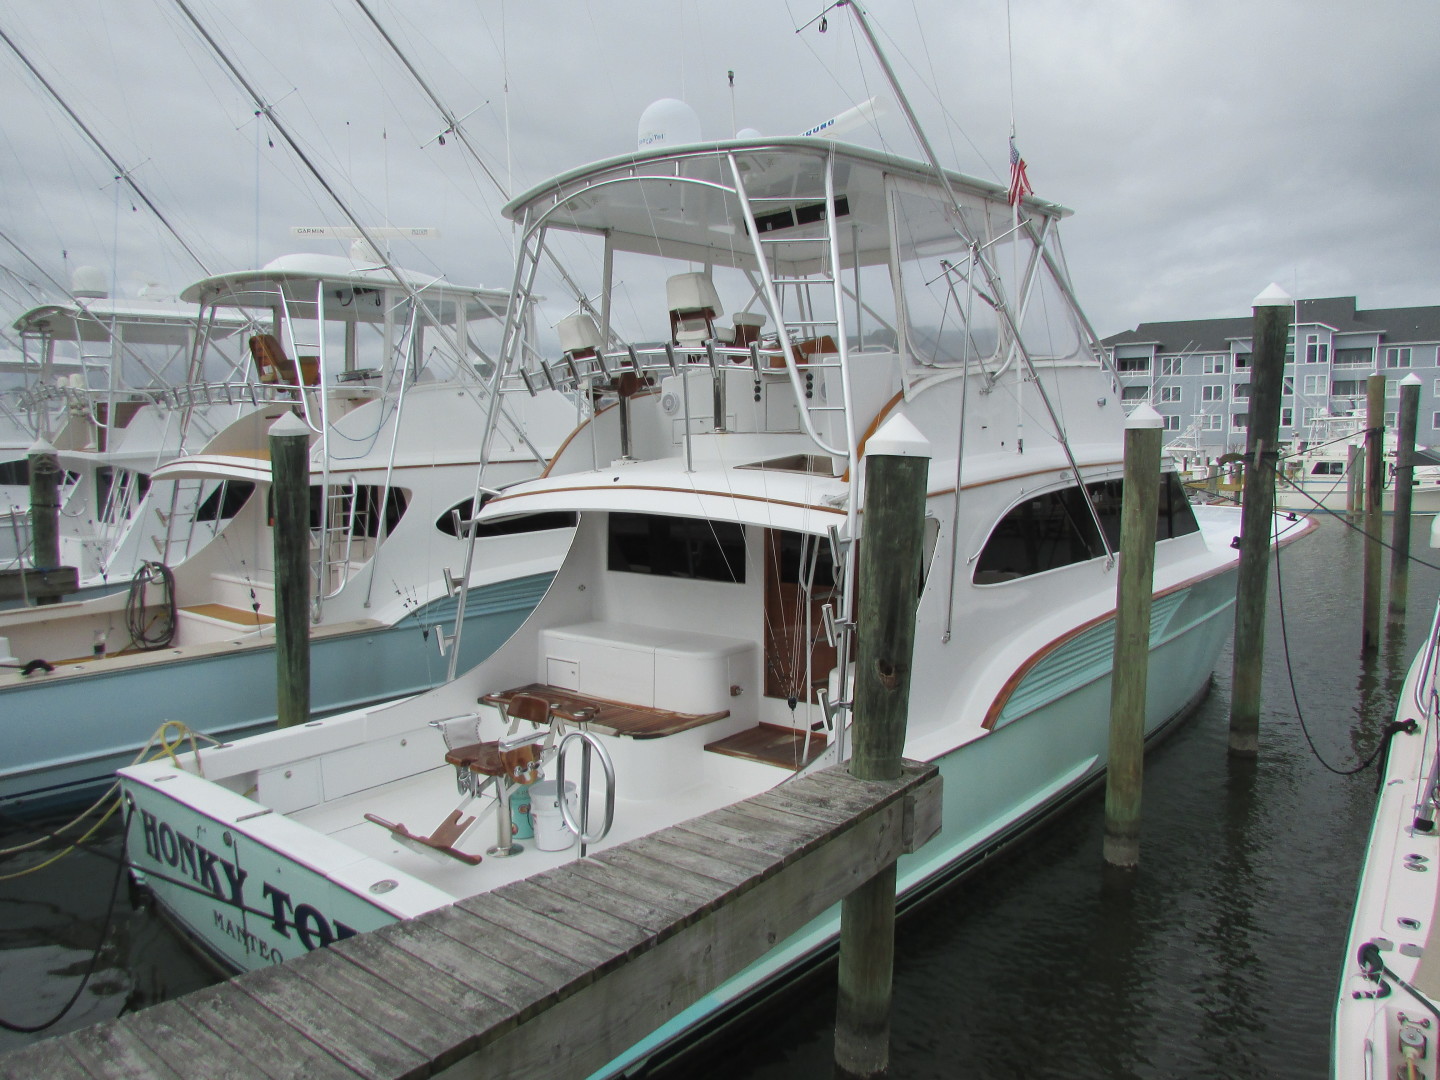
[0,23,212,277]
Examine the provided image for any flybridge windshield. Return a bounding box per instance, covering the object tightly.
[507,142,1097,377]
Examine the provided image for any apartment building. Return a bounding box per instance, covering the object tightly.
[1102,297,1440,456]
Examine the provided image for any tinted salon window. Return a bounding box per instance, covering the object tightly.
[608,513,746,583]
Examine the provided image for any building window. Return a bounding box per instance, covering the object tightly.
[1433,412,1440,429]
[1232,413,1248,429]
[1302,407,1319,425]
[1202,384,1224,402]
[1304,335,1330,363]
[1203,355,1226,374]
[1281,407,1294,426]
[1159,356,1182,376]
[1234,352,1251,369]
[1301,374,1325,395]
[1386,347,1412,368]
[1333,380,1364,397]
[1282,377,1294,396]
[1232,382,1250,400]
[1386,380,1401,398]
[1158,386,1181,403]
[1201,414,1222,430]
[1335,347,1373,367]
[1121,385,1149,401]
[1163,414,1180,431]
[1434,379,1440,397]
[1386,411,1398,428]
[1118,356,1150,373]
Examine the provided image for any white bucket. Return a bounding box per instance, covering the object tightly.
[529,780,578,851]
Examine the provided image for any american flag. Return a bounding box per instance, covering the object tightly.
[1008,137,1033,207]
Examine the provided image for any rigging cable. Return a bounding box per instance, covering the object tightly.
[0,803,131,1034]
[1271,482,1424,776]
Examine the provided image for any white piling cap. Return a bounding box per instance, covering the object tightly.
[1402,373,1422,386]
[1253,283,1293,307]
[1126,403,1164,429]
[26,437,57,456]
[267,411,311,438]
[866,414,931,458]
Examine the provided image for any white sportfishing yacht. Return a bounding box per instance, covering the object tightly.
[118,132,1310,1069]
[1334,552,1440,1078]
[1,283,250,579]
[1,251,576,810]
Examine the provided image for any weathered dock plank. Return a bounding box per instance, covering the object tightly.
[0,761,941,1080]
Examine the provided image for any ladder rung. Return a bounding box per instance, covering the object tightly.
[758,236,827,244]
[747,195,825,203]
[771,276,834,285]
[782,320,838,328]
[805,405,846,413]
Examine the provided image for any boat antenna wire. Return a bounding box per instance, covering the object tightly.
[0,23,213,278]
[832,1,1113,565]
[350,0,596,320]
[169,0,490,384]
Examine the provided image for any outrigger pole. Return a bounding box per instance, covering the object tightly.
[824,0,1115,564]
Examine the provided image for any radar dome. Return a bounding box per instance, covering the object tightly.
[71,266,108,299]
[735,127,762,140]
[638,99,701,150]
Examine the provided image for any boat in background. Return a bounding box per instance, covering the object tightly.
[1334,525,1440,1077]
[3,280,254,587]
[120,129,1311,1074]
[1277,411,1440,516]
[0,251,577,811]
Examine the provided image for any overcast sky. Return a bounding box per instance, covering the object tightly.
[2,0,1437,343]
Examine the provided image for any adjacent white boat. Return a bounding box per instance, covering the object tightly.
[2,289,254,583]
[1277,412,1440,516]
[118,136,1310,1071]
[2,252,576,810]
[1334,592,1440,1078]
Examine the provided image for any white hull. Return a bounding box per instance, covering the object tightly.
[1334,611,1440,1079]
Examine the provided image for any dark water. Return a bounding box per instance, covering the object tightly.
[1,517,1436,1077]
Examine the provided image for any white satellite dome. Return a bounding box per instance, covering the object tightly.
[71,266,108,299]
[735,127,762,140]
[638,98,702,150]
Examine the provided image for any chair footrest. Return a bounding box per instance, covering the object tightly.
[364,810,483,866]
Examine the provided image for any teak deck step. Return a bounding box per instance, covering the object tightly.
[481,683,729,739]
[705,723,828,770]
[181,603,275,627]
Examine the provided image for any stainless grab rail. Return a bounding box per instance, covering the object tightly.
[556,730,616,855]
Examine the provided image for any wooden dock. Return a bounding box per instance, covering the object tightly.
[0,760,941,1080]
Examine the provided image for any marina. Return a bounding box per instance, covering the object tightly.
[1,2,1437,1077]
[0,516,1434,1077]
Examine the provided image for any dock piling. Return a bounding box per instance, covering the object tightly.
[834,416,930,1080]
[1363,373,1386,652]
[27,439,61,606]
[1388,374,1421,625]
[1228,284,1292,757]
[269,411,311,728]
[1348,443,1363,522]
[1103,405,1163,870]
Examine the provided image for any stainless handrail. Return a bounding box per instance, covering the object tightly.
[555,730,615,854]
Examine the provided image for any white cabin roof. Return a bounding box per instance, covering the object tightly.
[180,254,511,317]
[12,297,245,339]
[503,137,1070,270]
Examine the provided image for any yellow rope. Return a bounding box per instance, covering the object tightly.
[0,720,211,877]
[0,797,121,881]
